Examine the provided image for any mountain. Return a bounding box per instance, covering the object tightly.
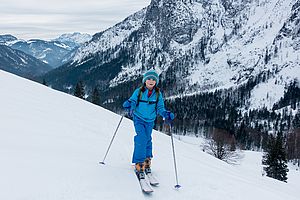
[43,0,300,109]
[53,32,92,49]
[40,0,300,154]
[0,33,92,68]
[0,34,18,45]
[42,8,148,90]
[0,45,52,78]
[10,39,74,68]
[0,69,299,200]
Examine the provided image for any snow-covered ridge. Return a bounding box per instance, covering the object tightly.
[1,33,92,68]
[53,32,92,45]
[72,8,148,63]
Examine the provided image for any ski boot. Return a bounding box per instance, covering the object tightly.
[144,158,159,186]
[144,157,152,175]
[135,163,145,180]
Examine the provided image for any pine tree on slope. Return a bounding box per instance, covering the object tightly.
[91,87,100,105]
[262,132,289,182]
[74,81,85,99]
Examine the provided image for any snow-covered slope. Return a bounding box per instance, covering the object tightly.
[0,70,298,200]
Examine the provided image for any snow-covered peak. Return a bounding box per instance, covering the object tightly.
[0,34,17,44]
[72,8,147,63]
[0,34,25,45]
[53,32,92,46]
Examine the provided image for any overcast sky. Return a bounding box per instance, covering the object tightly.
[0,0,151,40]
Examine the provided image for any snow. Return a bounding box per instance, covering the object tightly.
[54,32,92,45]
[248,62,300,110]
[19,57,28,65]
[184,0,300,110]
[248,77,285,110]
[0,70,299,200]
[53,42,70,49]
[173,0,300,99]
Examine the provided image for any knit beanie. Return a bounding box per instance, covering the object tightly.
[142,69,159,84]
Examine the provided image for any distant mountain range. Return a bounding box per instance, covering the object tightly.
[0,45,52,79]
[0,32,92,78]
[0,32,92,68]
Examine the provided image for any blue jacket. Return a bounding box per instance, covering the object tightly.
[125,87,167,122]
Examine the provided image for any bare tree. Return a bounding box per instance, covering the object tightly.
[205,128,240,164]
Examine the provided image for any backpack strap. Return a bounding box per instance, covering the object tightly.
[136,86,160,110]
[154,87,160,110]
[136,86,145,107]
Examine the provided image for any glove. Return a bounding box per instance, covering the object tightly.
[128,109,134,118]
[163,111,175,121]
[167,111,175,121]
[123,100,131,110]
[123,100,135,118]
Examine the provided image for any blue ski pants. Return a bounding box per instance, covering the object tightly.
[132,116,154,164]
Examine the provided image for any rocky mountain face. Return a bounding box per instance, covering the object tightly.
[0,45,52,79]
[43,0,300,111]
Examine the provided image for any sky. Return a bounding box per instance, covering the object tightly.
[0,0,151,40]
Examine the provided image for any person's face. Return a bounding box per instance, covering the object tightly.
[145,78,156,90]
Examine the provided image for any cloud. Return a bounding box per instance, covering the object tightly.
[0,0,150,40]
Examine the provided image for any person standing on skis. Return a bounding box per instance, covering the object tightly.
[123,69,175,180]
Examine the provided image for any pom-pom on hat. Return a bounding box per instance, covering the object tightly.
[142,69,159,84]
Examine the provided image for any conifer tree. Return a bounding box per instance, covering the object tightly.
[42,79,47,86]
[262,132,289,182]
[91,87,100,105]
[74,81,85,99]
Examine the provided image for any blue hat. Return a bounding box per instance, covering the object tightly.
[142,69,159,84]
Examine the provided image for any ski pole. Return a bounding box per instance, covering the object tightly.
[99,115,124,165]
[166,121,181,189]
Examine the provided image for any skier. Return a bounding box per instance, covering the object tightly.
[123,69,175,182]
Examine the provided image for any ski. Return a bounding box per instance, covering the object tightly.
[138,178,154,194]
[144,167,159,186]
[134,169,153,194]
[146,172,159,186]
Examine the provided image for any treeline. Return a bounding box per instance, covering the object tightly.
[161,77,300,165]
[273,80,300,110]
